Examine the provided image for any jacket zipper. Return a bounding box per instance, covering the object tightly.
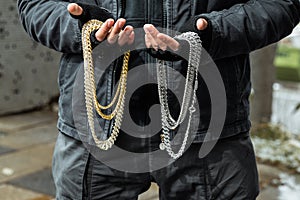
[115,0,126,85]
[118,0,126,18]
[114,0,126,86]
[146,1,152,67]
[162,0,167,29]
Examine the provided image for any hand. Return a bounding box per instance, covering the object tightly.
[196,18,208,31]
[94,18,135,46]
[67,3,83,16]
[144,24,180,51]
[68,3,134,46]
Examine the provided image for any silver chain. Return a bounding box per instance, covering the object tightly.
[157,32,202,159]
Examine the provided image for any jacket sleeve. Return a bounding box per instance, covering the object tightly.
[18,0,84,54]
[199,0,300,60]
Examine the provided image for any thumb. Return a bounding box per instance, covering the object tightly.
[196,18,208,31]
[67,3,83,16]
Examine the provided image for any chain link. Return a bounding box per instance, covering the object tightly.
[82,19,130,150]
[157,32,202,159]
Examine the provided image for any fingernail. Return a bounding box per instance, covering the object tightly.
[125,28,132,35]
[108,20,114,27]
[118,21,124,29]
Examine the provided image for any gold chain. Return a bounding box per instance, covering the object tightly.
[82,19,130,150]
[93,53,130,120]
[82,19,130,120]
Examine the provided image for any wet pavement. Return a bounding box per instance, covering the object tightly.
[0,110,300,199]
[0,110,57,199]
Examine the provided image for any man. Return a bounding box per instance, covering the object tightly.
[18,0,300,199]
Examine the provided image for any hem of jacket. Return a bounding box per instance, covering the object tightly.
[192,120,251,143]
[57,120,85,142]
[57,118,251,143]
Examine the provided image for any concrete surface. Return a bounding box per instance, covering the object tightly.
[0,1,60,115]
[0,110,300,199]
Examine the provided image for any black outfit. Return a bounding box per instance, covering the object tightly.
[17,0,300,199]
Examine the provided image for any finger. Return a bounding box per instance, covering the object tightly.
[107,18,126,44]
[144,24,161,50]
[67,3,83,16]
[95,19,114,42]
[157,33,180,51]
[156,37,167,51]
[127,31,135,45]
[143,24,160,38]
[118,26,133,46]
[144,24,169,50]
[145,33,151,48]
[196,18,208,31]
[145,32,159,50]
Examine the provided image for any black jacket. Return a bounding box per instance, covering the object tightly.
[17,0,300,142]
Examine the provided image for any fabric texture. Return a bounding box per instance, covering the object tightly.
[17,0,300,142]
[53,131,259,200]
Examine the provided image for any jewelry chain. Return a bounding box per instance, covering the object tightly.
[82,19,130,150]
[157,32,202,159]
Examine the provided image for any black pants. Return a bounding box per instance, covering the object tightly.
[53,132,259,200]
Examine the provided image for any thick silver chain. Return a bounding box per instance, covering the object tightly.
[157,32,202,159]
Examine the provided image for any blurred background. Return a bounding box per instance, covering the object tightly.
[1,0,300,199]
